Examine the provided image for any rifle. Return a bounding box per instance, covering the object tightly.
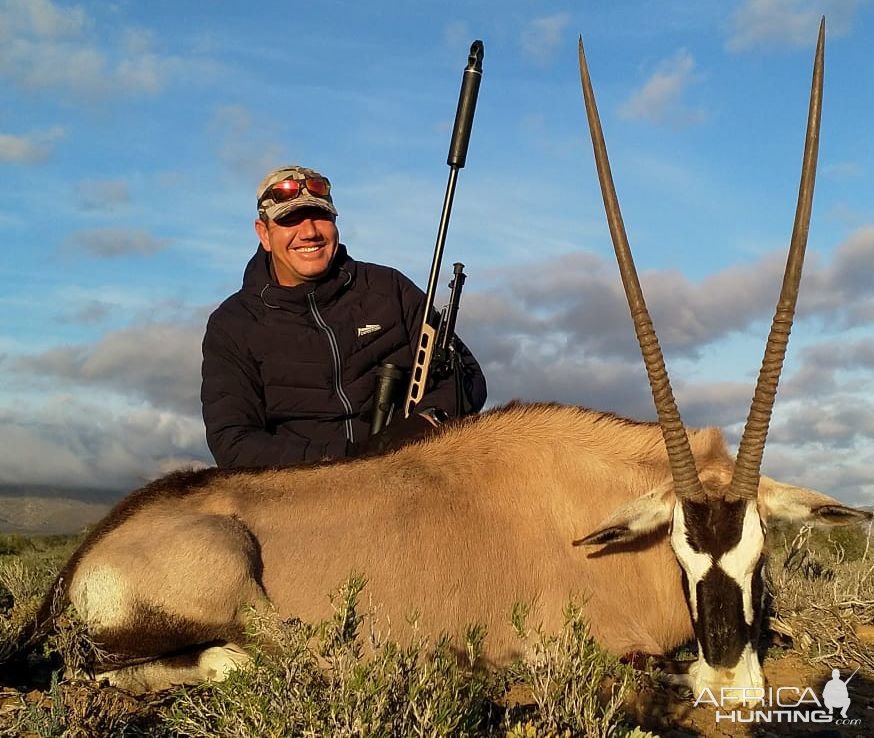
[369,40,484,435]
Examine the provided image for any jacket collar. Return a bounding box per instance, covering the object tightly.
[242,243,355,312]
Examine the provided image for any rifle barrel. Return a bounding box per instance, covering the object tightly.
[404,41,483,417]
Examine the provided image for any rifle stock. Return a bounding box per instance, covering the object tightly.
[404,323,438,416]
[370,263,467,435]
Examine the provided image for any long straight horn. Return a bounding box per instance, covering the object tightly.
[730,18,825,500]
[578,36,704,500]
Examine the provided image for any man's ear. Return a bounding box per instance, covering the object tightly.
[573,481,676,547]
[758,476,872,526]
[254,218,271,251]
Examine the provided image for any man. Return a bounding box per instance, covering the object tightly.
[201,164,487,468]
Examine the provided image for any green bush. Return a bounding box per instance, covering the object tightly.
[164,576,502,737]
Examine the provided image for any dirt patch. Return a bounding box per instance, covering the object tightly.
[0,680,169,737]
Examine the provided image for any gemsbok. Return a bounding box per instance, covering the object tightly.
[13,18,870,697]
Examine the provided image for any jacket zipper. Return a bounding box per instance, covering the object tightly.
[307,293,355,444]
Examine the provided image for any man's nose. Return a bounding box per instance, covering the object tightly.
[297,218,318,236]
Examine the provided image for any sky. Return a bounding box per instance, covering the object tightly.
[1,0,872,506]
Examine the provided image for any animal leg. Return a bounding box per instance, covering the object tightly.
[70,512,270,676]
[99,641,251,693]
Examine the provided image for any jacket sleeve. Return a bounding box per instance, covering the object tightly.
[201,315,316,468]
[395,271,487,416]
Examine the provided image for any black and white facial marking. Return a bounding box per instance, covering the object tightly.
[671,495,767,686]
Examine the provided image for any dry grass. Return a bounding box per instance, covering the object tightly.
[4,520,872,737]
[768,519,874,671]
[0,534,80,664]
[1,564,651,737]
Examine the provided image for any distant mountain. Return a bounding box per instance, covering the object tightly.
[0,484,123,504]
[0,484,123,535]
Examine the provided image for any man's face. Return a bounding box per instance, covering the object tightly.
[254,207,339,286]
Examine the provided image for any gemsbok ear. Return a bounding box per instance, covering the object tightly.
[758,476,873,526]
[573,482,675,547]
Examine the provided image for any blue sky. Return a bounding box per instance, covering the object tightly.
[1,0,872,504]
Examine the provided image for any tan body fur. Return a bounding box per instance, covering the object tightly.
[58,403,761,689]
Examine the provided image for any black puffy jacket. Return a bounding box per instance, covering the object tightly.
[201,244,486,468]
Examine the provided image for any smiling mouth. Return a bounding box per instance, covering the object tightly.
[293,244,323,253]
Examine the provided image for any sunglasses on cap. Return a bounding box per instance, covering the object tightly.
[258,177,331,206]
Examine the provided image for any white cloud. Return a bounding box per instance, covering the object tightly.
[76,179,131,211]
[70,227,170,257]
[0,126,65,163]
[762,436,874,506]
[443,20,471,50]
[727,0,859,51]
[801,225,874,326]
[521,13,571,64]
[823,160,865,180]
[59,299,114,325]
[619,50,706,126]
[0,423,95,489]
[115,29,164,94]
[0,396,208,491]
[0,0,87,39]
[772,397,874,447]
[14,321,204,415]
[0,0,201,98]
[210,104,285,183]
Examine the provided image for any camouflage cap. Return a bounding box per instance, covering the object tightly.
[256,165,338,221]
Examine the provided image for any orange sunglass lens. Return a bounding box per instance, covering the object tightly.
[304,178,330,196]
[270,180,303,201]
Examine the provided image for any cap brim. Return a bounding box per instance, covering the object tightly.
[263,195,337,221]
